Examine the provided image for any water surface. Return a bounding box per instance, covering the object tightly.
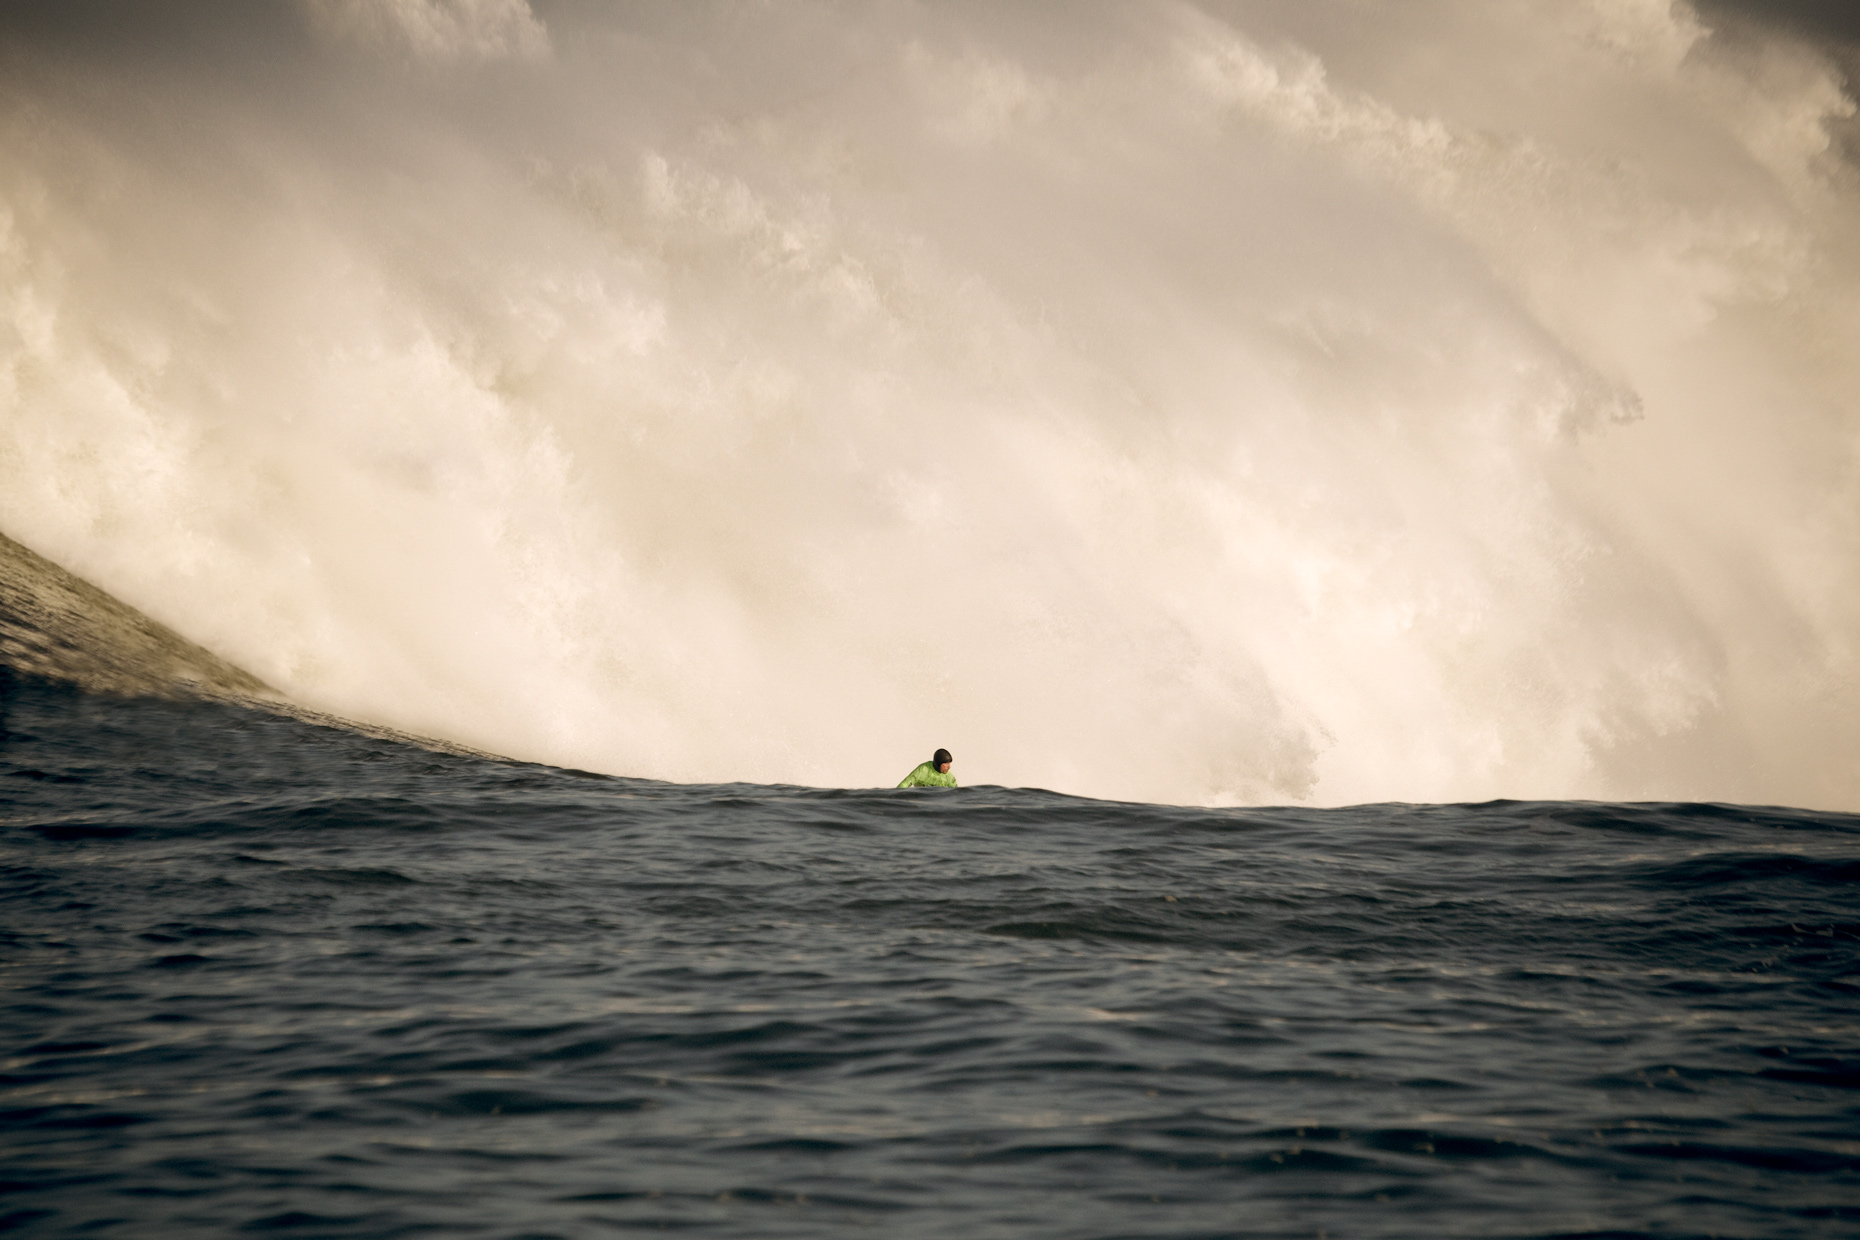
[3,678,1857,1237]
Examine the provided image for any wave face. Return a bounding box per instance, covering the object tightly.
[2,1,1858,805]
[4,680,1859,1237]
[0,530,273,699]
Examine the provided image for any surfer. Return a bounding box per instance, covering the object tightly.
[897,748,957,788]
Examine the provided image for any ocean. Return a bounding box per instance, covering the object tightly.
[4,674,1856,1238]
[6,2,1860,1234]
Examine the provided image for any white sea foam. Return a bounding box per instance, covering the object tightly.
[1,2,1856,806]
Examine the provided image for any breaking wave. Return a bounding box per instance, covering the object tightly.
[2,1,1857,805]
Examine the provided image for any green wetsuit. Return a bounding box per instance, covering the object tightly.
[897,761,957,788]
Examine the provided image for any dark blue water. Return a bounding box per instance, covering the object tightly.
[2,675,1856,1238]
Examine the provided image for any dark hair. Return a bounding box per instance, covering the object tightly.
[933,748,952,766]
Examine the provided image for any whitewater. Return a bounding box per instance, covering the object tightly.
[3,0,1857,807]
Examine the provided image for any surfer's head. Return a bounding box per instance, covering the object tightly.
[934,748,952,773]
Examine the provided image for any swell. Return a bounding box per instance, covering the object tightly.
[0,533,501,767]
[0,530,271,701]
[7,684,1860,1237]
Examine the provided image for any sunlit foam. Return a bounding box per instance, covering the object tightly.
[1,1,1856,806]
